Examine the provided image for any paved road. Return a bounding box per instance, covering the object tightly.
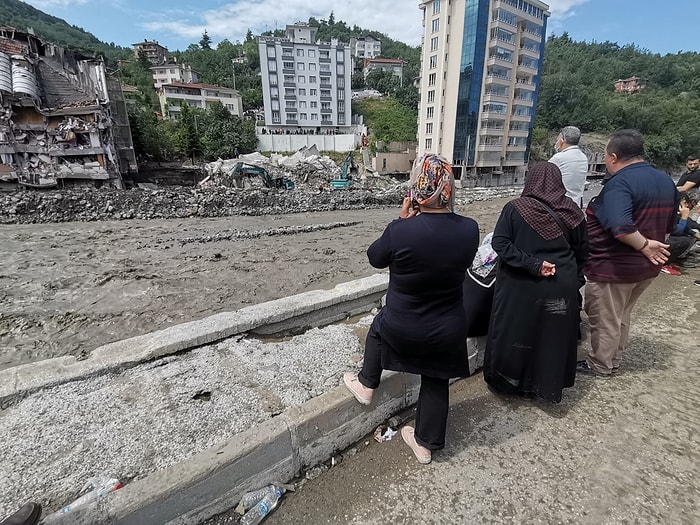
[258,272,700,524]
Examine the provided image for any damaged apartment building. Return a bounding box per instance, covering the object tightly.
[0,26,136,189]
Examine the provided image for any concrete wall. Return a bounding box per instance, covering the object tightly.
[257,133,359,153]
[373,151,416,174]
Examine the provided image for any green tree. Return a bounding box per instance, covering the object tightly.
[200,31,212,50]
[176,103,203,161]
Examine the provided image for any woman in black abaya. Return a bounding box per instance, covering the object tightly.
[484,162,587,402]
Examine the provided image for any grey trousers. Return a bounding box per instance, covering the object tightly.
[583,278,655,374]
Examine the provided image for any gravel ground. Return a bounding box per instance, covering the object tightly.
[0,183,520,519]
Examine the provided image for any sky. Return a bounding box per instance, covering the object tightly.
[20,0,700,55]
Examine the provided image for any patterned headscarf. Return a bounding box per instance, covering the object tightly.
[409,154,455,211]
[511,162,585,240]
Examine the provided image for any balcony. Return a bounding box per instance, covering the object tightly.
[320,107,333,113]
[284,94,297,100]
[487,54,514,67]
[517,62,538,74]
[514,96,534,106]
[282,68,295,75]
[319,70,332,77]
[320,95,333,101]
[490,37,515,50]
[286,119,298,125]
[519,45,540,59]
[480,126,506,135]
[283,82,296,87]
[508,128,529,136]
[319,57,331,63]
[483,92,509,103]
[510,112,532,122]
[486,72,511,83]
[515,78,535,90]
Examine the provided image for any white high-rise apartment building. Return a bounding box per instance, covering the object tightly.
[258,23,352,132]
[417,0,550,179]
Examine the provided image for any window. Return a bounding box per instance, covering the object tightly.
[382,158,387,170]
[310,89,317,96]
[430,37,439,51]
[269,74,278,86]
[426,106,434,119]
[284,75,294,83]
[338,101,345,112]
[321,102,331,110]
[426,122,433,134]
[297,63,305,70]
[427,90,435,103]
[337,89,345,99]
[272,111,280,123]
[337,77,345,88]
[429,55,437,69]
[428,73,436,86]
[297,49,304,57]
[298,88,306,96]
[299,101,307,108]
[433,0,441,15]
[337,64,345,74]
[268,60,277,72]
[287,112,297,120]
[300,113,307,120]
[309,63,316,71]
[311,114,318,120]
[321,89,331,97]
[431,18,439,33]
[271,100,279,110]
[285,88,295,96]
[283,61,294,69]
[271,87,279,98]
[298,76,305,83]
[309,76,317,83]
[286,101,297,109]
[336,50,344,61]
[308,49,316,58]
[425,138,433,150]
[310,101,318,108]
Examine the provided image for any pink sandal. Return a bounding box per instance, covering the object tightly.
[343,372,373,405]
[401,426,432,464]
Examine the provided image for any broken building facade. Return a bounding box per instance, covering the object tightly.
[0,26,136,189]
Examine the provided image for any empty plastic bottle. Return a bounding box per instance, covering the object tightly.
[239,485,284,525]
[41,475,123,523]
[239,484,280,512]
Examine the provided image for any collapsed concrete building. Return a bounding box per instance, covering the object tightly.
[0,26,136,189]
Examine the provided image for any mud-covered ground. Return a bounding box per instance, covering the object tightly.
[0,190,512,370]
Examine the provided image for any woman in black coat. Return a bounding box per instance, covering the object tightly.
[344,154,480,464]
[484,162,587,402]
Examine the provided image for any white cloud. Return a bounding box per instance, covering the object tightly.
[141,0,589,49]
[24,0,90,8]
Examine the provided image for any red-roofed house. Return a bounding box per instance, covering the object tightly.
[158,83,243,119]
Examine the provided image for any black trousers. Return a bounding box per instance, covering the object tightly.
[358,326,450,451]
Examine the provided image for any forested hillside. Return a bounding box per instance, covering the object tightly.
[535,34,700,167]
[0,0,128,60]
[4,2,700,167]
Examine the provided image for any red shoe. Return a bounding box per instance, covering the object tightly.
[660,265,681,275]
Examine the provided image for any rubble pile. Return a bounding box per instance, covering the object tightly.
[0,152,525,224]
[0,184,523,224]
[0,186,406,224]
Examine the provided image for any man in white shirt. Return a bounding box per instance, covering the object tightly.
[549,126,589,207]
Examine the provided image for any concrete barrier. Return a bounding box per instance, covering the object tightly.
[0,273,389,408]
[49,371,420,524]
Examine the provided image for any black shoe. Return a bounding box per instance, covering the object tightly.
[695,280,700,287]
[0,503,42,525]
[576,360,611,378]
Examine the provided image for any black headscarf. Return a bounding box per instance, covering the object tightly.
[511,162,585,240]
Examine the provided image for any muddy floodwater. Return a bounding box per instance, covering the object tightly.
[0,199,508,370]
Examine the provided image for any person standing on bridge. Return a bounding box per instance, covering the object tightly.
[579,129,678,377]
[343,154,480,464]
[483,162,587,403]
[549,126,589,208]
